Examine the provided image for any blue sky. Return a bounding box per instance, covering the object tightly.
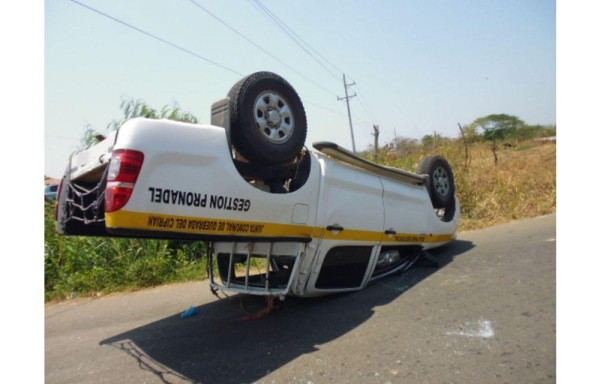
[44,0,556,178]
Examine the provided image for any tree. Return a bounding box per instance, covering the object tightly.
[472,114,525,141]
[79,98,200,149]
[371,125,380,159]
[457,123,470,168]
[392,137,419,157]
[470,114,525,165]
[79,124,103,150]
[106,97,199,131]
[421,134,434,148]
[461,123,482,143]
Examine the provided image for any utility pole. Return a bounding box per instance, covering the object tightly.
[338,74,357,153]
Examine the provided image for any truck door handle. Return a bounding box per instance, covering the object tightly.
[326,225,344,232]
[385,229,397,236]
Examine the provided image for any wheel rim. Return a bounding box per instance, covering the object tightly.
[432,166,450,197]
[253,91,294,144]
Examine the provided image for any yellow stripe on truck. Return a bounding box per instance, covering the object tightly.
[105,210,317,238]
[106,210,453,244]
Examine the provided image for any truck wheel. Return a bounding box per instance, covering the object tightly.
[228,72,307,165]
[418,156,455,209]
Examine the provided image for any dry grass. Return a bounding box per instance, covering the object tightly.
[371,140,556,231]
[453,143,555,230]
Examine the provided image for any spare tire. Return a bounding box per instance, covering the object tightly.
[417,156,455,209]
[228,72,307,165]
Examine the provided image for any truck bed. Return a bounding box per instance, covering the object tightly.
[312,142,428,186]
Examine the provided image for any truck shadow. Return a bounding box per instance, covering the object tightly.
[100,240,474,383]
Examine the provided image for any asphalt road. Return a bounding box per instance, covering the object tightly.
[45,214,556,384]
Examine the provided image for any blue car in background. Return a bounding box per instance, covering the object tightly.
[45,184,58,202]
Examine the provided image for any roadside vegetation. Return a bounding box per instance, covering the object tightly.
[44,105,556,301]
[363,129,556,230]
[44,203,208,301]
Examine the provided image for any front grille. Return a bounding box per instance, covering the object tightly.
[209,242,304,296]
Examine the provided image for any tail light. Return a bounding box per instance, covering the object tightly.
[105,149,144,212]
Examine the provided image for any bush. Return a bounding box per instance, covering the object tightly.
[44,203,207,301]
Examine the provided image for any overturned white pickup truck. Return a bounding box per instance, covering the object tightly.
[55,72,460,298]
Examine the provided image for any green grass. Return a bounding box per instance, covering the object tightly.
[44,203,208,301]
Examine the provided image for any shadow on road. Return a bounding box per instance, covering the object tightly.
[100,240,474,383]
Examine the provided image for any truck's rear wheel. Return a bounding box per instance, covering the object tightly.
[228,72,307,165]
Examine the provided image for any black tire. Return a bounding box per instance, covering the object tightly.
[417,156,455,209]
[228,72,307,165]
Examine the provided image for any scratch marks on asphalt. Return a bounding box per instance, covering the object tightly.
[447,319,495,339]
[377,274,423,293]
[378,281,411,293]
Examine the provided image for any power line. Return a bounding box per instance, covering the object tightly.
[68,0,244,76]
[66,0,346,122]
[348,76,379,124]
[186,0,338,97]
[249,0,379,135]
[303,99,346,117]
[350,111,372,127]
[250,0,343,80]
[356,93,378,124]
